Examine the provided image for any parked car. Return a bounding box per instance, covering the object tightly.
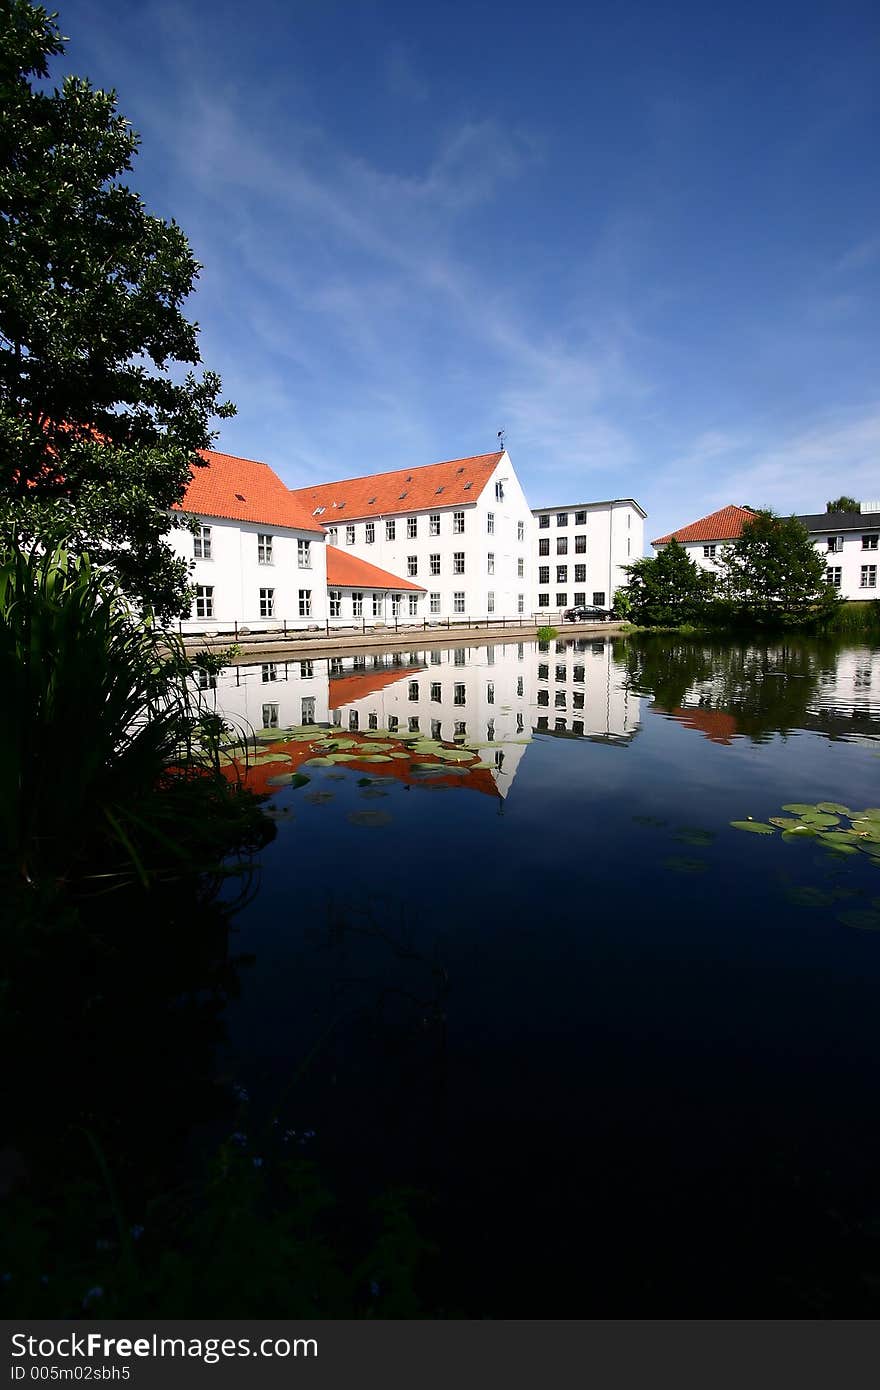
[563,605,616,623]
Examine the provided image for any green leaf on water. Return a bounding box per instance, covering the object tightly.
[785,886,836,907]
[304,790,335,804]
[302,757,335,767]
[266,771,310,789]
[816,802,851,815]
[781,827,817,842]
[781,803,820,815]
[357,754,394,763]
[730,820,776,835]
[674,827,715,847]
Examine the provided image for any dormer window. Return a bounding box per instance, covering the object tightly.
[235,493,246,501]
[463,481,472,491]
[399,490,407,499]
[435,486,444,494]
[312,505,325,516]
[456,467,464,474]
[368,496,376,505]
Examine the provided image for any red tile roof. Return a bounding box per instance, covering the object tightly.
[652,505,755,546]
[289,451,504,523]
[326,547,425,592]
[328,665,422,707]
[177,450,325,534]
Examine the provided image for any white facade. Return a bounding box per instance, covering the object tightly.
[532,500,646,615]
[799,515,879,601]
[325,579,425,626]
[322,453,534,621]
[168,514,328,633]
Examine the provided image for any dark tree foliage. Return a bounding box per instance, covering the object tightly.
[623,538,716,627]
[715,510,837,625]
[826,496,860,513]
[0,0,234,617]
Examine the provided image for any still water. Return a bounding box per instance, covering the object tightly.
[208,633,880,1314]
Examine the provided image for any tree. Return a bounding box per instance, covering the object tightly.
[623,539,716,627]
[0,0,234,617]
[826,496,860,513]
[715,510,836,624]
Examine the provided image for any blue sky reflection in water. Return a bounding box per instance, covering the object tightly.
[211,634,880,1313]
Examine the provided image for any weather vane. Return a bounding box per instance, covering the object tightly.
[497,428,506,450]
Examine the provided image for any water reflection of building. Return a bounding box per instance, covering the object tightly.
[199,636,642,798]
[529,636,641,744]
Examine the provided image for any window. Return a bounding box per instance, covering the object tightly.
[574,564,586,583]
[408,592,418,616]
[429,718,441,740]
[517,593,524,613]
[195,667,215,691]
[453,510,465,534]
[575,510,587,525]
[575,534,586,554]
[862,535,879,550]
[454,592,465,614]
[573,665,585,683]
[495,480,504,501]
[365,522,375,544]
[430,513,440,536]
[431,681,441,702]
[539,566,550,584]
[557,537,568,555]
[194,525,212,559]
[430,592,440,614]
[827,535,843,553]
[517,712,525,732]
[391,593,402,616]
[573,691,584,711]
[826,567,842,588]
[703,544,717,559]
[256,533,272,565]
[425,553,439,578]
[593,591,606,606]
[329,589,341,616]
[453,552,465,574]
[330,657,343,677]
[346,524,355,545]
[454,719,466,738]
[372,592,382,617]
[349,710,359,732]
[408,680,419,701]
[555,691,566,709]
[487,512,495,534]
[298,539,311,568]
[407,516,417,539]
[388,716,399,733]
[487,681,495,704]
[517,557,524,577]
[352,591,363,616]
[627,538,631,556]
[194,584,214,619]
[261,703,279,728]
[557,566,567,583]
[298,589,311,617]
[300,660,313,679]
[259,587,275,618]
[407,555,418,576]
[539,514,550,529]
[518,520,525,541]
[487,591,495,613]
[386,519,396,541]
[487,645,495,664]
[537,689,549,706]
[367,712,378,731]
[555,663,566,681]
[574,592,585,606]
[486,719,495,741]
[557,512,568,527]
[538,593,550,607]
[261,663,277,683]
[556,593,567,606]
[430,649,441,665]
[516,675,524,697]
[484,553,494,577]
[539,538,550,556]
[861,565,877,589]
[327,526,338,545]
[408,716,420,733]
[454,648,465,666]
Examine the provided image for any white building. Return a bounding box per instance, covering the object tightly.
[652,503,880,601]
[170,450,329,633]
[290,450,534,621]
[531,500,646,615]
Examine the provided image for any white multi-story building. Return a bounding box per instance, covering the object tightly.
[531,500,646,615]
[290,450,534,621]
[652,503,880,601]
[170,450,329,632]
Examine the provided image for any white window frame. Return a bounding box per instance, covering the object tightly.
[453,551,465,575]
[297,538,311,568]
[352,591,363,616]
[365,522,375,544]
[346,524,356,545]
[429,513,440,536]
[329,589,342,616]
[194,524,212,559]
[453,591,465,614]
[386,519,396,541]
[407,516,418,539]
[298,589,311,617]
[453,510,465,534]
[194,584,214,619]
[259,587,275,618]
[430,592,440,614]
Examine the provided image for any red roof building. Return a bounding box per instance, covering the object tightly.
[652,505,755,547]
[178,449,325,534]
[289,451,504,522]
[326,547,425,592]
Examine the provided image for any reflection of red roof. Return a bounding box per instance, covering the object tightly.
[652,505,754,546]
[177,450,325,533]
[328,665,421,706]
[657,705,739,744]
[326,548,425,592]
[289,452,503,522]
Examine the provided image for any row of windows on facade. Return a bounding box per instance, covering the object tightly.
[537,591,607,608]
[327,512,526,546]
[538,510,634,529]
[827,535,879,552]
[538,564,593,584]
[538,536,585,557]
[194,527,312,567]
[383,552,526,579]
[332,709,516,746]
[193,585,314,618]
[829,564,879,589]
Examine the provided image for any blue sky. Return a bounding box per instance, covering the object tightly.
[56,0,879,546]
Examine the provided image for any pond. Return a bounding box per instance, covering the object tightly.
[202,631,880,1315]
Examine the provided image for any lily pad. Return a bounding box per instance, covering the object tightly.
[360,787,390,799]
[816,802,851,815]
[302,757,335,767]
[785,886,836,907]
[325,753,357,762]
[821,833,860,855]
[781,827,816,842]
[769,817,805,829]
[674,827,715,847]
[470,762,496,770]
[357,754,394,763]
[347,810,393,827]
[781,803,820,815]
[663,856,708,875]
[353,742,395,751]
[433,749,476,762]
[304,790,335,804]
[266,771,310,789]
[730,820,776,835]
[796,812,841,828]
[252,752,292,764]
[837,909,880,931]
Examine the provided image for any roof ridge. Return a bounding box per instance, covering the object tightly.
[290,451,503,496]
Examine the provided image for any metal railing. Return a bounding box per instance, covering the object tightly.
[179,613,551,643]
